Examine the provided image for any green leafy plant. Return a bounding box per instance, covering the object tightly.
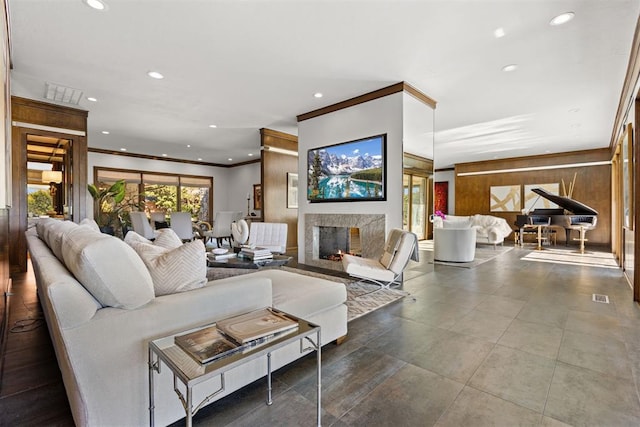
[88,180,143,235]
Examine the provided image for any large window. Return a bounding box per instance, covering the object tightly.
[94,168,213,223]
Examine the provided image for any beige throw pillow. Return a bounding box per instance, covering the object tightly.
[61,226,155,309]
[153,228,183,250]
[129,239,206,296]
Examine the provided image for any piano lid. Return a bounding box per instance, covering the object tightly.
[531,188,598,215]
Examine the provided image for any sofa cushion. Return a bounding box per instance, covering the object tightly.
[79,218,101,233]
[250,269,347,318]
[61,226,155,309]
[47,220,80,261]
[129,239,207,296]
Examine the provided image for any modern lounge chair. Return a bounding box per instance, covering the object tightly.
[129,211,157,240]
[342,228,419,291]
[170,212,195,242]
[248,222,288,254]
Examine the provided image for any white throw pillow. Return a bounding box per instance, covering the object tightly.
[153,228,183,250]
[129,239,206,296]
[61,226,155,309]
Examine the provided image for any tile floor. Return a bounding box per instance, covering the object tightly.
[3,244,640,426]
[174,245,640,426]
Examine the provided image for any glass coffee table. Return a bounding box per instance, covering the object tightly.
[148,310,321,427]
[207,254,292,269]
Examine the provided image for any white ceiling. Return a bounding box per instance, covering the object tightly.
[8,0,640,169]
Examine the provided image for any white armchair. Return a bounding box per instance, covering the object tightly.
[434,227,476,263]
[248,222,288,254]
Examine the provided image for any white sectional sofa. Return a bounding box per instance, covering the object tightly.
[433,214,513,247]
[27,218,347,427]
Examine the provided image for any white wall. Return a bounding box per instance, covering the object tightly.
[226,161,261,217]
[87,152,231,219]
[434,170,455,214]
[297,92,404,263]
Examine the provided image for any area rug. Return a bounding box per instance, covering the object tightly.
[279,267,410,322]
[206,265,409,322]
[521,248,618,269]
[433,245,514,268]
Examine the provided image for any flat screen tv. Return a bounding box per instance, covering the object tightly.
[307,134,386,202]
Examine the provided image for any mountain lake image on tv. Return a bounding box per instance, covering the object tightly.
[307,134,386,202]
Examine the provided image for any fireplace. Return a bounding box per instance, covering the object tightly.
[318,226,361,261]
[305,213,385,271]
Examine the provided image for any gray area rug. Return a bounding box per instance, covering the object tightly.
[433,245,515,268]
[206,265,408,322]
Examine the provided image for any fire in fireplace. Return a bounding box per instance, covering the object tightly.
[318,226,361,261]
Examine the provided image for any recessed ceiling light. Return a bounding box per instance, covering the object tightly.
[209,124,217,128]
[120,148,127,152]
[83,0,107,11]
[197,158,203,161]
[228,158,233,161]
[187,144,191,148]
[550,12,575,26]
[502,64,518,72]
[248,153,254,157]
[162,153,167,157]
[101,130,110,134]
[87,97,97,102]
[147,71,164,79]
[494,28,506,38]
[314,92,323,98]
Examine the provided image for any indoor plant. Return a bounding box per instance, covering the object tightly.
[88,179,142,236]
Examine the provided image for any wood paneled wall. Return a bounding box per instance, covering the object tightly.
[260,128,298,250]
[0,208,9,360]
[10,97,88,272]
[455,149,611,246]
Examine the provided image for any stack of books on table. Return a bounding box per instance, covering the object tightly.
[239,247,273,260]
[207,252,237,261]
[174,308,299,364]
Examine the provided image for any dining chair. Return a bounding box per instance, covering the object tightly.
[170,212,195,242]
[129,211,157,240]
[203,211,235,247]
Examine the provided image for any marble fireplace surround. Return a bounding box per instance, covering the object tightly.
[305,213,386,271]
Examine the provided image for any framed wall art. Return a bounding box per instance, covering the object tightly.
[287,172,298,209]
[253,184,262,210]
[490,185,521,212]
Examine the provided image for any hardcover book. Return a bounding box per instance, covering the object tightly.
[174,325,240,364]
[216,308,298,344]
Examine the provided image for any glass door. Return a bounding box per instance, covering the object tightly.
[402,173,428,240]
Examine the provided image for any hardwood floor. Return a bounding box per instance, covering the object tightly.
[0,263,73,426]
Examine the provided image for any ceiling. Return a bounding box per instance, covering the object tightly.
[7,0,640,169]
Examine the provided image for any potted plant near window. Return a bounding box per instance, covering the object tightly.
[88,179,143,236]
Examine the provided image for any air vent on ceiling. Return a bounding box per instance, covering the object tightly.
[44,82,83,105]
[592,294,610,304]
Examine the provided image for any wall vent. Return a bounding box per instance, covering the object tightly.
[592,294,610,304]
[44,82,83,105]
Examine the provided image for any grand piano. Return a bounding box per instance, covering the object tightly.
[516,187,598,247]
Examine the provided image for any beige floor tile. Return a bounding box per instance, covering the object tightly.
[498,318,563,359]
[545,362,640,426]
[435,386,541,427]
[449,309,514,343]
[469,345,555,412]
[558,329,633,379]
